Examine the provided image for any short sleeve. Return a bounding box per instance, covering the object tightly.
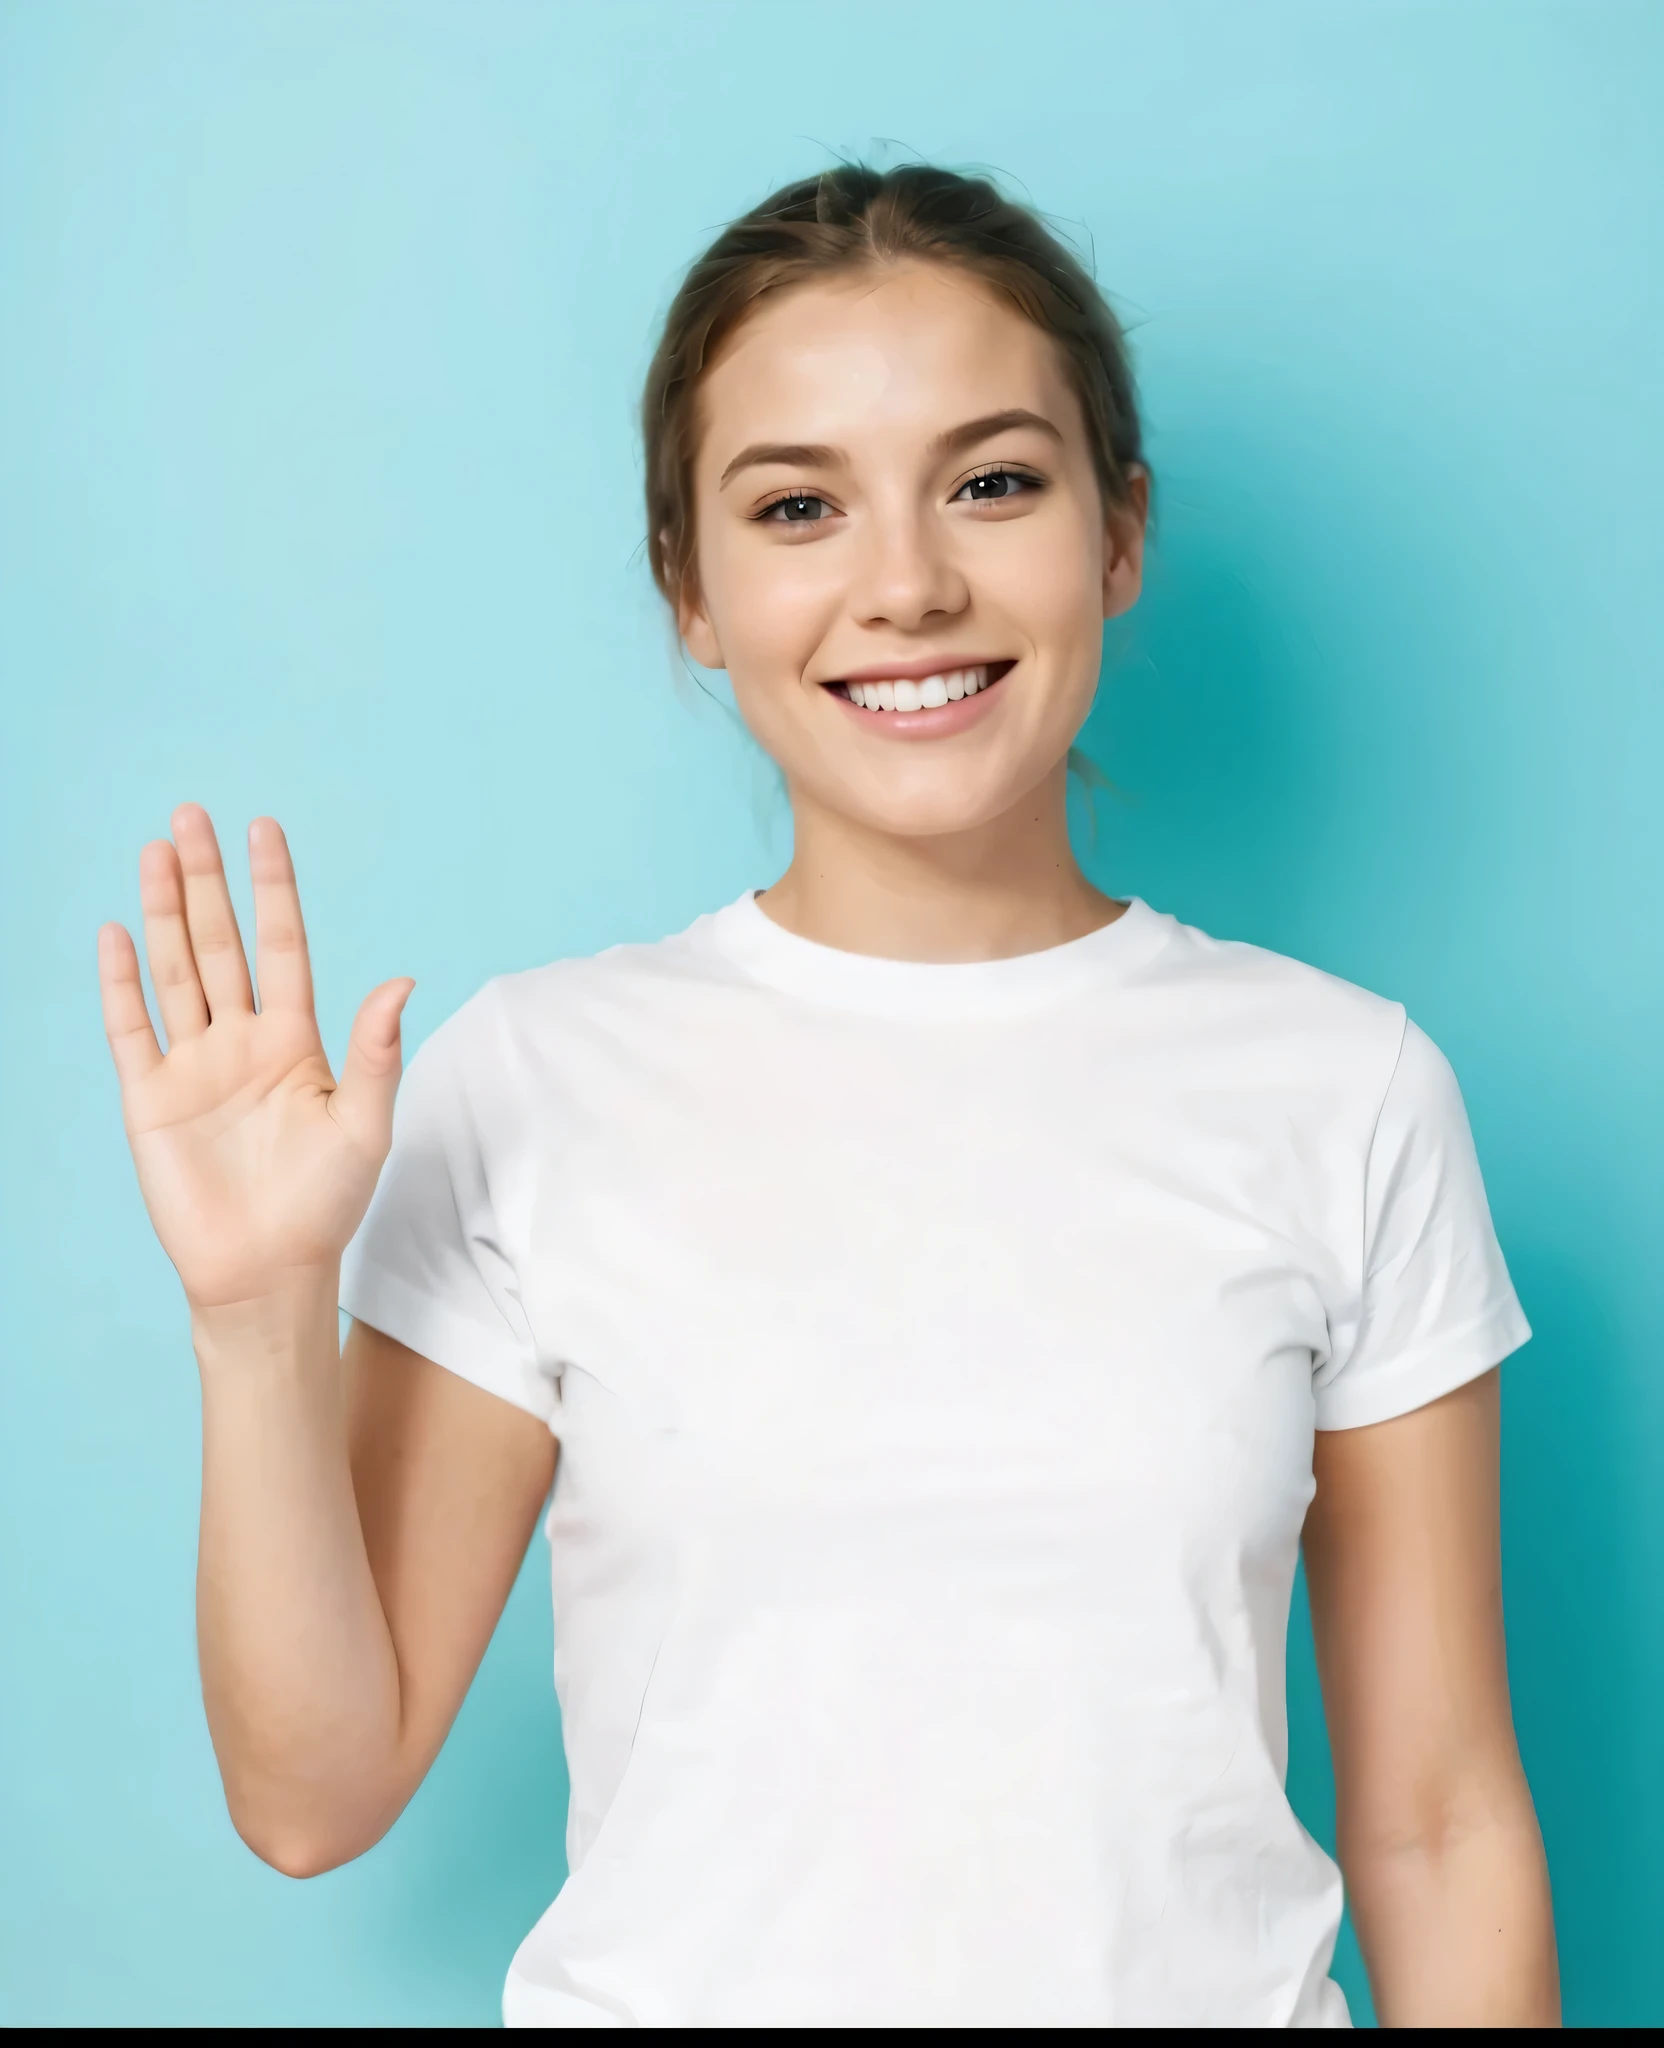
[340,983,557,1426]
[1313,1020,1530,1430]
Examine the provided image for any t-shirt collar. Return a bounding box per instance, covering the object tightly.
[703,891,1172,1019]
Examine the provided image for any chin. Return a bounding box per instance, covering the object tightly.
[838,764,1058,840]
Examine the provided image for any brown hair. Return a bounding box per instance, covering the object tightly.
[642,163,1147,609]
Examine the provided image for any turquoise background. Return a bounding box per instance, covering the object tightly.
[2,0,1658,2025]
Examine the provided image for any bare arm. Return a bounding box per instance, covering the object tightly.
[1304,1370,1558,2026]
[101,806,553,1876]
[196,1312,553,1873]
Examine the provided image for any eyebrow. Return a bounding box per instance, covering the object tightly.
[716,409,1064,489]
[719,442,837,488]
[934,408,1064,458]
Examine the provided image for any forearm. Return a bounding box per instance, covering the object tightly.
[1343,1798,1558,2027]
[194,1271,404,1873]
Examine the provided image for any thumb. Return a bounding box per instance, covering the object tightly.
[333,977,416,1155]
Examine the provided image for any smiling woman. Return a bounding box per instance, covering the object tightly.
[99,163,1557,2027]
[647,171,1147,911]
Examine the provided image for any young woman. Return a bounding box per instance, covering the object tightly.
[98,166,1558,2027]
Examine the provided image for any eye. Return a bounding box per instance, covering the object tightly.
[757,491,833,524]
[953,467,1043,504]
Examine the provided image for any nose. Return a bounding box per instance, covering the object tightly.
[849,499,970,634]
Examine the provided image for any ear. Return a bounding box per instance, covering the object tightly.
[671,548,726,671]
[680,603,724,671]
[1101,466,1149,621]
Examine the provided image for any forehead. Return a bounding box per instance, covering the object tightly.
[695,260,1079,465]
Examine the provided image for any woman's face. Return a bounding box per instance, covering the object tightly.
[681,260,1145,840]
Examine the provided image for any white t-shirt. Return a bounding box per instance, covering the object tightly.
[342,894,1528,2028]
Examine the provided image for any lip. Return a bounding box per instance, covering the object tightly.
[828,653,1015,687]
[829,659,1014,740]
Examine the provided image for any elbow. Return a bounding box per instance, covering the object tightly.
[1338,1770,1543,1877]
[217,1749,411,1877]
[259,1840,335,1880]
[237,1818,363,1880]
[229,1794,391,1880]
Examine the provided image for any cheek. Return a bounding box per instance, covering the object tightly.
[701,533,839,681]
[978,515,1104,660]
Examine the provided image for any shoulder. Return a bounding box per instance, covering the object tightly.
[1132,907,1410,1106]
[407,904,741,1080]
[1142,909,1404,1036]
[1130,914,1493,1245]
[495,905,740,1035]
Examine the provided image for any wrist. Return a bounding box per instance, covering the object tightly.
[190,1267,342,1376]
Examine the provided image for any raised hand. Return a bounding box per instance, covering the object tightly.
[98,805,412,1311]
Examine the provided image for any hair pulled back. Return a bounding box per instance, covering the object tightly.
[642,163,1146,608]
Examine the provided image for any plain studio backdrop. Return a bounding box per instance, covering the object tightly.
[1,0,1659,2026]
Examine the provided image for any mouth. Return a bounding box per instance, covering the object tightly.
[825,660,1015,715]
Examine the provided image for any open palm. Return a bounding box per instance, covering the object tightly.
[98,806,412,1310]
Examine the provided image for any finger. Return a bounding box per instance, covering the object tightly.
[248,816,315,1016]
[332,979,415,1156]
[139,838,209,1045]
[172,804,254,1020]
[98,922,163,1085]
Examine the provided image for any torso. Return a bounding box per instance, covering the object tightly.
[456,898,1401,2024]
[346,893,1524,2024]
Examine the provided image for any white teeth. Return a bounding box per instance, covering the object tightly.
[843,665,995,711]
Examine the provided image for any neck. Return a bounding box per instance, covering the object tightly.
[760,761,1123,963]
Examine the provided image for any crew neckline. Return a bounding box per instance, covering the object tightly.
[703,891,1172,1019]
